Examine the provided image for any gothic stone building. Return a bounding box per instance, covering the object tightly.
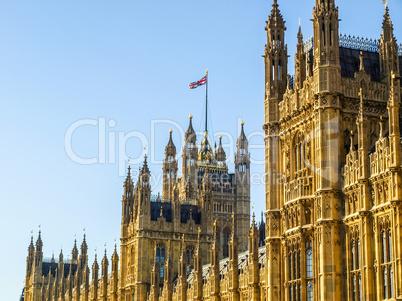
[22,0,402,300]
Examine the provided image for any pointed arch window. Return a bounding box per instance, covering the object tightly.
[306,239,313,278]
[380,222,394,299]
[294,133,306,176]
[350,233,361,301]
[156,244,165,279]
[287,242,301,301]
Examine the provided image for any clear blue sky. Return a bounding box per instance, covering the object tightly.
[1,0,401,299]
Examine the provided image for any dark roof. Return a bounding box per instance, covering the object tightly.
[197,170,235,184]
[339,48,381,82]
[42,261,77,278]
[150,202,172,222]
[180,205,201,224]
[307,47,401,85]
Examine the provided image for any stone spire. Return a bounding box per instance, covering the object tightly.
[379,4,400,82]
[163,129,178,201]
[295,23,306,90]
[71,238,78,262]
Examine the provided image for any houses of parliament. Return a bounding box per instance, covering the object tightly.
[22,0,402,300]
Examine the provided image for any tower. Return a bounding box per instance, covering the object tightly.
[182,114,198,188]
[235,121,250,250]
[263,2,287,298]
[163,129,178,202]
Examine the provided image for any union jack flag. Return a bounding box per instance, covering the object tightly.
[189,75,207,89]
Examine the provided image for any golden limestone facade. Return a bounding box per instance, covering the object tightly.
[22,0,402,300]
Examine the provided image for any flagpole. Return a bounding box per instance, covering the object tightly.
[205,69,208,134]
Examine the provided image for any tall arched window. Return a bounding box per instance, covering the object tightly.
[156,244,165,279]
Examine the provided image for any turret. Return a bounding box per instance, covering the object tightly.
[264,0,288,123]
[71,239,78,264]
[209,221,220,299]
[81,260,90,301]
[193,229,203,300]
[248,211,260,300]
[138,155,151,217]
[34,231,43,267]
[100,249,109,301]
[149,247,160,301]
[356,83,371,211]
[379,5,400,84]
[312,0,341,93]
[177,235,187,301]
[215,134,227,168]
[235,121,250,186]
[26,235,35,283]
[161,242,173,301]
[200,171,213,213]
[91,253,99,301]
[110,245,119,301]
[66,260,74,300]
[80,234,88,268]
[228,213,239,300]
[182,114,198,180]
[388,71,401,171]
[163,129,178,201]
[57,249,65,299]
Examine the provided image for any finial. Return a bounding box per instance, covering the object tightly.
[206,69,208,74]
[169,128,173,134]
[189,113,193,119]
[219,134,222,140]
[241,120,244,126]
[383,0,387,8]
[299,18,301,26]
